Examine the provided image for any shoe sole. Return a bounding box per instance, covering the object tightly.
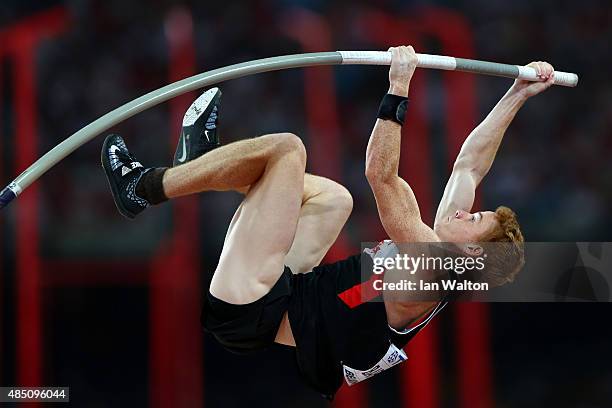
[101,135,137,219]
[182,87,221,127]
[174,87,221,166]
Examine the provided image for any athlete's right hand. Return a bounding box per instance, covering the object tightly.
[388,46,418,97]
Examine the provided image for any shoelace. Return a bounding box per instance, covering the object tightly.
[119,150,139,164]
[116,150,142,172]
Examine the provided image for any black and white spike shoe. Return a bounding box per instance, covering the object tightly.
[173,87,222,166]
[101,134,150,219]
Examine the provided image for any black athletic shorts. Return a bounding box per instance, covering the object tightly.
[200,266,292,355]
[201,251,446,399]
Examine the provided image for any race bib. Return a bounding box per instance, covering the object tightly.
[363,239,398,261]
[342,343,408,386]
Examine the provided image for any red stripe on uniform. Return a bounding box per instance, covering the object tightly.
[337,273,382,309]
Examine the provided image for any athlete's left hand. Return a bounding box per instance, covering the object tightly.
[388,46,418,97]
[511,61,555,99]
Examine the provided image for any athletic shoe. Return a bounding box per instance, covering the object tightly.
[173,87,222,166]
[101,134,150,219]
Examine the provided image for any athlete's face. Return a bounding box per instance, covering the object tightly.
[437,209,498,243]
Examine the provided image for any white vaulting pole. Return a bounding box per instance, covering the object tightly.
[337,51,578,87]
[0,51,578,210]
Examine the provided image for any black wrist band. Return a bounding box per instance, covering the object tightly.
[377,93,409,126]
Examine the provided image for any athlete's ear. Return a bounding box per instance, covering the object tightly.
[463,243,483,257]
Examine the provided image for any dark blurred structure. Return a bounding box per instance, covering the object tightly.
[1,0,611,407]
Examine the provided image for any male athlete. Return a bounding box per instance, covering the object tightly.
[101,46,554,398]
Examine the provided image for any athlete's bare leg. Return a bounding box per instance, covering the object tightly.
[164,133,352,345]
[177,133,307,305]
[284,175,353,274]
[222,172,353,345]
[162,134,303,197]
[160,133,307,304]
[230,173,353,273]
[274,175,353,346]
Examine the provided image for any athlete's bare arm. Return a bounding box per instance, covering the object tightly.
[434,61,555,228]
[365,46,438,243]
[365,46,439,330]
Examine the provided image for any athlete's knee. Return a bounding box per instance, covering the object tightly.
[265,132,307,164]
[278,133,307,163]
[328,182,353,214]
[314,178,353,215]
